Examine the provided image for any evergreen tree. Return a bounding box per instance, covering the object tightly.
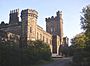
[81,5,90,38]
[71,5,90,66]
[81,5,90,51]
[80,5,90,65]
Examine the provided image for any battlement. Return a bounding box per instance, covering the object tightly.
[9,9,19,25]
[10,9,19,14]
[45,11,62,22]
[56,11,62,16]
[21,9,38,14]
[28,9,38,15]
[21,9,38,18]
[46,16,55,22]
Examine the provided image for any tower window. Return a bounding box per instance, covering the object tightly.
[30,27,32,33]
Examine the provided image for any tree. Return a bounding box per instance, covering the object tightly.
[69,5,90,66]
[71,32,86,48]
[71,5,90,66]
[30,40,51,61]
[60,44,69,57]
[81,5,90,41]
[81,5,90,48]
[81,5,90,65]
[81,5,90,32]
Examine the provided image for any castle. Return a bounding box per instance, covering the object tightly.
[0,9,68,55]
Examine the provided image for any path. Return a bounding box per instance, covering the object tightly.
[41,57,72,66]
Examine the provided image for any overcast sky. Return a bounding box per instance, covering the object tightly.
[0,0,90,44]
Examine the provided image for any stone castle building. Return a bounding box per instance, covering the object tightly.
[0,9,68,55]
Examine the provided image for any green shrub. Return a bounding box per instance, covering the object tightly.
[0,40,51,66]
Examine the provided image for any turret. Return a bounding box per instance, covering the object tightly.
[45,10,63,44]
[56,11,62,18]
[21,9,38,47]
[9,9,19,25]
[56,11,63,44]
[21,9,38,19]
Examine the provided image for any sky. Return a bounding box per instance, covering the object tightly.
[0,0,90,45]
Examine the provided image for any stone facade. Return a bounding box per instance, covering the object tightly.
[9,9,19,25]
[0,9,68,55]
[0,9,21,44]
[0,30,20,44]
[45,11,63,44]
[21,9,52,52]
[45,11,63,54]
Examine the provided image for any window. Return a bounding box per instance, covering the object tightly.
[30,27,32,33]
[46,38,48,43]
[37,32,39,39]
[43,36,44,41]
[40,34,42,40]
[50,40,52,44]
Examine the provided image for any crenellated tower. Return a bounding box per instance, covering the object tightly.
[21,9,38,46]
[46,11,63,44]
[9,9,19,25]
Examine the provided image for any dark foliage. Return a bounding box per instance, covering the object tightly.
[72,5,90,66]
[0,40,51,66]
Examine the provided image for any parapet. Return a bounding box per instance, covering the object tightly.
[10,9,19,14]
[21,9,38,18]
[45,11,63,22]
[45,16,55,22]
[28,9,38,15]
[57,11,62,14]
[9,9,19,25]
[56,11,62,16]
